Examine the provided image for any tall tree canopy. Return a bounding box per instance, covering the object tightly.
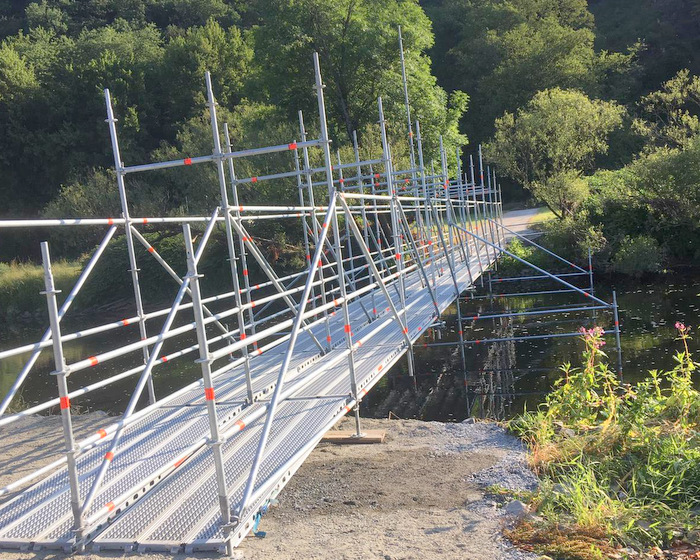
[425,0,633,144]
[251,0,467,158]
[486,88,624,217]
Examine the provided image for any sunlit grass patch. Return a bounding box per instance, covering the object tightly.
[0,260,82,320]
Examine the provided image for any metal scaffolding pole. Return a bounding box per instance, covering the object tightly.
[40,242,83,540]
[206,73,255,404]
[415,121,438,289]
[352,130,377,319]
[299,110,333,351]
[224,123,261,360]
[183,224,233,555]
[314,52,363,436]
[104,89,156,406]
[378,96,416,382]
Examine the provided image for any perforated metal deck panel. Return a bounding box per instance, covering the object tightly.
[0,241,495,553]
[91,248,486,553]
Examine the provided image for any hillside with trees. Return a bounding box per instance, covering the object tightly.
[0,0,699,275]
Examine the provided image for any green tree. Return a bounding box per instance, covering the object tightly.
[251,0,467,161]
[426,0,633,145]
[633,69,700,150]
[486,88,624,218]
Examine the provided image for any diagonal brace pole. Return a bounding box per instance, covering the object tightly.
[229,218,326,354]
[337,195,414,349]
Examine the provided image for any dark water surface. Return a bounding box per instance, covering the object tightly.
[1,274,698,420]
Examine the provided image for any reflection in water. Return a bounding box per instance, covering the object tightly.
[467,311,516,420]
[1,276,699,420]
[363,275,700,422]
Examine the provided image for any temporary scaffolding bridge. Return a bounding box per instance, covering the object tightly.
[0,43,623,555]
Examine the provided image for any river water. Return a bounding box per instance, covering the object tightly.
[1,274,698,420]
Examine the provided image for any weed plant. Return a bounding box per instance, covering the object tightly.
[508,324,700,558]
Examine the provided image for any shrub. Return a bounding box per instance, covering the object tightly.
[611,235,662,276]
[508,324,700,555]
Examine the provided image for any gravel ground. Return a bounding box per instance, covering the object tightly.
[0,415,539,560]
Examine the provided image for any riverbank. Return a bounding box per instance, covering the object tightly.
[0,415,539,559]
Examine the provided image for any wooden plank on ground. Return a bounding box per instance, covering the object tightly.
[321,430,386,444]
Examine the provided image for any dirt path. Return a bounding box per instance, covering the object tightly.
[0,416,537,560]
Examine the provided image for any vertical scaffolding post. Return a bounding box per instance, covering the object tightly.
[314,52,363,435]
[398,26,421,226]
[490,168,502,248]
[183,224,233,555]
[495,169,505,247]
[456,148,472,258]
[442,138,469,268]
[299,110,333,351]
[415,121,438,289]
[104,89,156,406]
[484,162,499,272]
[206,73,254,403]
[336,150,358,288]
[588,247,598,321]
[464,169,483,279]
[469,154,490,271]
[223,123,259,360]
[378,96,416,382]
[588,248,595,297]
[352,130,377,319]
[40,242,83,537]
[478,146,497,263]
[613,290,623,379]
[398,26,416,173]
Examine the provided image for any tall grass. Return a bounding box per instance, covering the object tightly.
[507,324,700,559]
[0,261,82,321]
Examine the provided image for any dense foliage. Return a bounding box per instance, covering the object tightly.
[0,0,466,261]
[1,0,700,273]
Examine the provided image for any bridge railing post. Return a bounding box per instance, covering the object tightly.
[415,121,438,289]
[40,242,84,539]
[352,130,378,320]
[312,52,363,436]
[613,290,623,379]
[469,154,490,271]
[104,89,156,406]
[183,223,234,554]
[205,74,255,405]
[298,110,333,351]
[378,96,416,383]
